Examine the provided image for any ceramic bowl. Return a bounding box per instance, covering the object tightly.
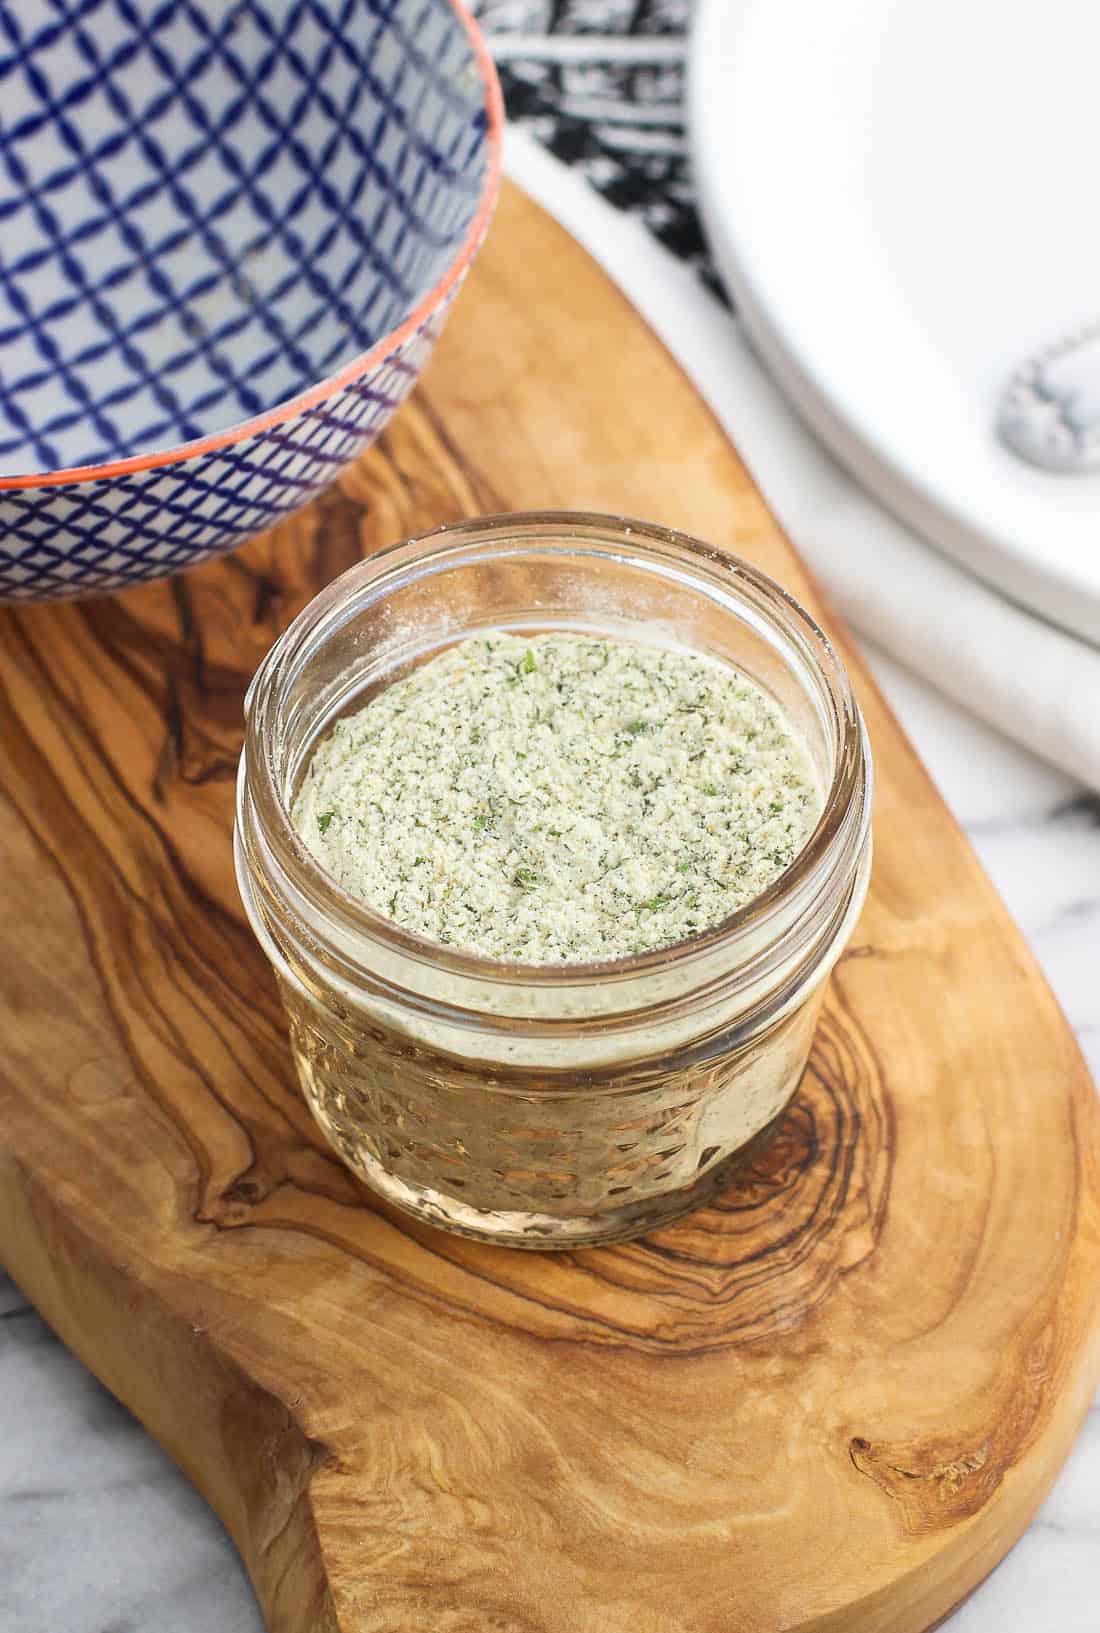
[0,0,500,602]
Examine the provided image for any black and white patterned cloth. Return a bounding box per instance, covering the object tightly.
[472,0,725,297]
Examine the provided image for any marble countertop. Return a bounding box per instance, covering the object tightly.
[2,643,1097,1631]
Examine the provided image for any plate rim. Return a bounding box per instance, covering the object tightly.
[688,0,1100,649]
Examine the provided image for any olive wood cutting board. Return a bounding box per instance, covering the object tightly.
[1,182,1098,1633]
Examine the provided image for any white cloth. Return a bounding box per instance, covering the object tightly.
[504,127,1100,794]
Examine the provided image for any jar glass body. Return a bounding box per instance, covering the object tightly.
[235,513,872,1247]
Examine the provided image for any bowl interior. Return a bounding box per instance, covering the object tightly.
[0,0,491,478]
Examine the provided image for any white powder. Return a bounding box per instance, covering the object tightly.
[291,632,822,964]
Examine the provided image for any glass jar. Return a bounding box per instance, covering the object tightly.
[235,512,872,1248]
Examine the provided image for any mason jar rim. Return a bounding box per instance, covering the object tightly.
[240,510,868,995]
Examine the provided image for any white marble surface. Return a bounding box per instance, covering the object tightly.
[2,647,1098,1631]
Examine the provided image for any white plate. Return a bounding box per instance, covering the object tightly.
[690,0,1100,646]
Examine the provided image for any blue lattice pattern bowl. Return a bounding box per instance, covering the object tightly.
[0,0,501,601]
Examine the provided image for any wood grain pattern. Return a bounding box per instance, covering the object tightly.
[1,182,1099,1633]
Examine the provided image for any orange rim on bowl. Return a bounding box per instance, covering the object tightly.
[0,0,503,494]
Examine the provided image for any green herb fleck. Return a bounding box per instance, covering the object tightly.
[512,866,540,890]
[318,810,335,834]
[626,718,649,736]
[704,783,720,797]
[522,648,537,674]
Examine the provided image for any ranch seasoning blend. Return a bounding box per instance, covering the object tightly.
[292,631,822,964]
[237,514,873,1246]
